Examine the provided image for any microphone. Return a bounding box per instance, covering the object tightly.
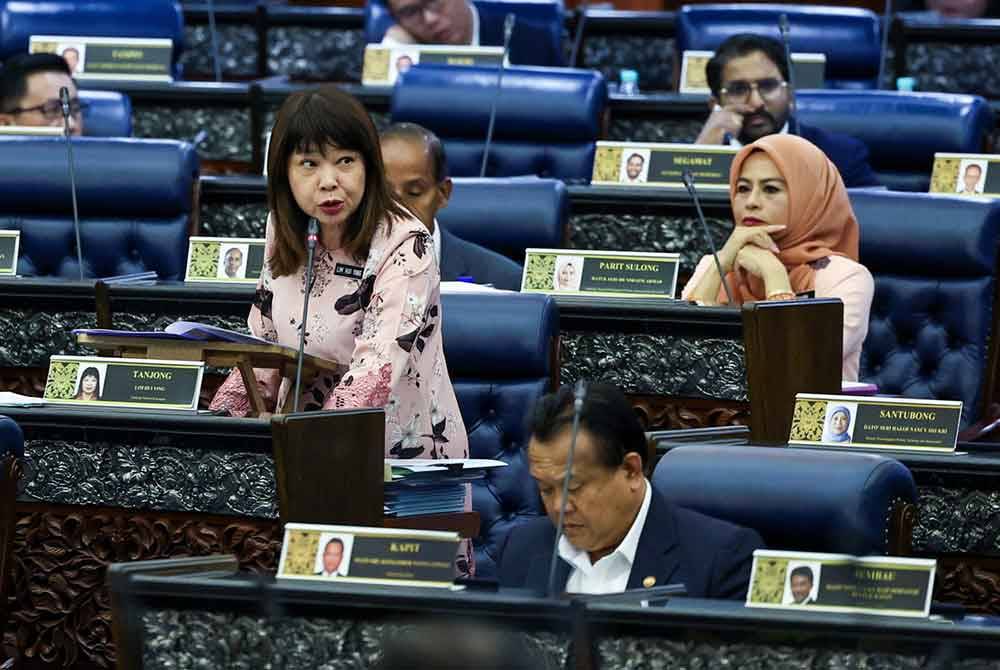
[568,0,590,68]
[479,13,516,178]
[877,0,893,89]
[292,217,320,413]
[547,379,587,598]
[682,171,735,305]
[60,86,84,281]
[778,14,798,136]
[206,0,223,83]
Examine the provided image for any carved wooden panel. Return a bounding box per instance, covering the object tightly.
[932,557,1000,615]
[7,504,280,669]
[630,395,749,431]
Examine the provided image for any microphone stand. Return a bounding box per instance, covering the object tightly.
[778,14,798,136]
[683,171,734,305]
[292,218,320,413]
[547,380,587,598]
[877,0,894,89]
[59,87,84,280]
[480,13,516,178]
[206,0,223,83]
[568,0,590,68]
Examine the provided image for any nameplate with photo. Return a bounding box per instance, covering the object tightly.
[185,236,266,284]
[747,549,936,618]
[679,50,826,94]
[30,35,173,82]
[788,393,961,453]
[591,141,737,189]
[0,231,20,276]
[362,44,504,85]
[277,523,460,588]
[521,249,679,299]
[43,355,203,411]
[930,152,1000,197]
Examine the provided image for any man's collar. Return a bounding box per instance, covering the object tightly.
[469,1,480,46]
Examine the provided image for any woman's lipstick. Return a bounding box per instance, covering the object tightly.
[319,200,344,216]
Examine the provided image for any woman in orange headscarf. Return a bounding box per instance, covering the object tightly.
[682,134,874,381]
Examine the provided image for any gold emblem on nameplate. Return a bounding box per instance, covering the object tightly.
[642,576,656,588]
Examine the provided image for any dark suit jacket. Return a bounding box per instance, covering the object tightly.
[497,487,764,599]
[798,121,880,189]
[439,225,523,291]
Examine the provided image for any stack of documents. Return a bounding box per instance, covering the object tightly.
[384,459,506,517]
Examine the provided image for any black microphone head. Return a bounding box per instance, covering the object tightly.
[307,217,319,235]
[503,13,516,41]
[573,379,586,402]
[681,170,696,193]
[779,13,790,36]
[59,86,71,115]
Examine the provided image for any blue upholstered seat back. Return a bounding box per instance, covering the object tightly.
[365,0,564,67]
[797,91,993,192]
[0,416,23,458]
[0,137,198,280]
[676,4,881,89]
[81,90,132,137]
[441,177,567,260]
[391,65,607,180]
[654,445,916,555]
[854,190,1000,428]
[0,1,185,77]
[441,292,557,577]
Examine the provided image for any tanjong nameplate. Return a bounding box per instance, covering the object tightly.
[679,50,826,94]
[362,44,504,85]
[0,231,20,276]
[30,35,173,82]
[591,141,737,189]
[185,236,266,284]
[521,249,679,298]
[747,549,936,618]
[930,152,1000,197]
[277,523,460,588]
[43,355,203,411]
[789,393,961,453]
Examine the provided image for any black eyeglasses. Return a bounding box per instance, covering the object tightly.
[5,98,88,120]
[719,78,788,103]
[394,0,446,23]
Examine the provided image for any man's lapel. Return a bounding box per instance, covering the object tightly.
[525,543,572,596]
[626,488,683,591]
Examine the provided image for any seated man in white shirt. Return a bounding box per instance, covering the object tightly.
[382,0,479,45]
[497,382,764,597]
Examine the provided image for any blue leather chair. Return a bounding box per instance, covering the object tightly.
[0,1,185,78]
[653,445,917,555]
[0,416,22,458]
[0,137,198,280]
[441,291,558,577]
[441,177,566,262]
[392,65,607,180]
[81,90,132,138]
[676,4,881,89]
[365,0,564,67]
[854,190,1000,430]
[798,91,993,192]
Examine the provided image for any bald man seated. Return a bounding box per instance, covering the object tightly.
[380,123,524,290]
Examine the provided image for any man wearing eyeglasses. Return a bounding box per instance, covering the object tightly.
[0,53,84,136]
[695,34,878,188]
[383,0,479,46]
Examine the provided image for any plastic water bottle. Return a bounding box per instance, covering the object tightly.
[896,76,916,92]
[619,69,640,96]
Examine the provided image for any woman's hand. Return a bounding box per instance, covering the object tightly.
[734,245,793,297]
[720,225,785,272]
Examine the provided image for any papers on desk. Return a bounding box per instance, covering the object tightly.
[384,458,506,517]
[73,321,270,346]
[0,392,45,406]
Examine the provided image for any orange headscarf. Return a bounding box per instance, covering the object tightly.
[718,134,860,304]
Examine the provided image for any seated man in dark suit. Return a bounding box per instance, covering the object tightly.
[381,122,524,290]
[694,34,879,188]
[498,382,764,597]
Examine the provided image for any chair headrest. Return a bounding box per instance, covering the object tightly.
[0,416,23,458]
[0,137,198,217]
[653,445,916,555]
[852,189,1000,277]
[442,292,558,378]
[796,91,993,171]
[440,177,566,255]
[80,90,132,137]
[0,1,185,64]
[677,4,881,86]
[392,65,606,141]
[365,0,564,67]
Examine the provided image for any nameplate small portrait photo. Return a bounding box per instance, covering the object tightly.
[43,355,204,411]
[30,35,173,82]
[185,237,266,284]
[362,44,504,86]
[789,393,962,453]
[930,152,1000,198]
[591,141,737,190]
[0,230,20,276]
[522,248,680,299]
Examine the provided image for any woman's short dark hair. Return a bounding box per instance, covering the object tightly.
[266,85,406,277]
[706,34,790,99]
[528,381,648,470]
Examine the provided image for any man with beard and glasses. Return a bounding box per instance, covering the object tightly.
[694,34,879,188]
